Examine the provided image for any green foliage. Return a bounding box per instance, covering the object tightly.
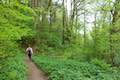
[0,53,26,80]
[0,3,35,57]
[91,59,112,70]
[1,0,120,80]
[0,3,34,80]
[33,55,120,80]
[91,23,110,62]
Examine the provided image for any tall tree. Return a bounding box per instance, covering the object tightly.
[109,0,120,65]
[48,0,52,27]
[62,0,65,44]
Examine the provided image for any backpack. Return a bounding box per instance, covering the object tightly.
[28,49,31,54]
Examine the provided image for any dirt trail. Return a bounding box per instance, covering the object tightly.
[25,56,48,80]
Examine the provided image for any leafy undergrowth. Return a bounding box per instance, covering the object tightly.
[33,55,120,80]
[0,3,34,80]
[0,53,26,80]
[0,3,35,58]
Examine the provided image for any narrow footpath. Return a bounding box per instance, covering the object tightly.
[25,56,48,80]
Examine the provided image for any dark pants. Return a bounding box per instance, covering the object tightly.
[28,52,32,60]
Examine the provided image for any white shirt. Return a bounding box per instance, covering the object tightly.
[26,47,33,54]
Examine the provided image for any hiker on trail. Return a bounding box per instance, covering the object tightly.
[26,45,33,60]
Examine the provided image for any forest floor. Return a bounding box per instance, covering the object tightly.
[25,55,48,80]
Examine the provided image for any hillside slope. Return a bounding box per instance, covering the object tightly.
[0,3,35,80]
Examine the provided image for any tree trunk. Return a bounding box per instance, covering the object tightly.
[62,0,65,44]
[110,0,120,66]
